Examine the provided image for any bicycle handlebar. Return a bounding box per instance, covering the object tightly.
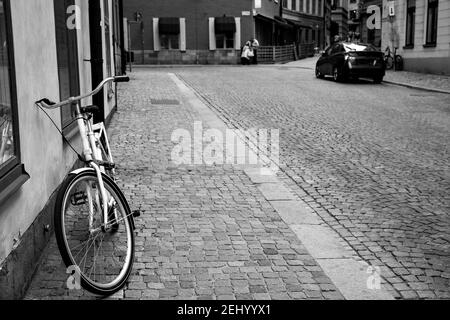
[36,75,130,109]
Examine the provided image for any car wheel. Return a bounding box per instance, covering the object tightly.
[373,76,383,84]
[315,66,324,79]
[333,67,343,82]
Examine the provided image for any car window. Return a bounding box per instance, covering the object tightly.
[330,44,341,55]
[343,43,378,52]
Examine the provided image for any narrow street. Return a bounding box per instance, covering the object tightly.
[26,59,450,300]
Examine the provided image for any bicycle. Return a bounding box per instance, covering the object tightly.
[384,46,403,71]
[36,75,140,296]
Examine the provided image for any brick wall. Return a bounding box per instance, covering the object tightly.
[123,0,255,64]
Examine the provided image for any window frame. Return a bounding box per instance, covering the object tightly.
[405,0,415,48]
[0,0,29,204]
[424,0,438,47]
[54,0,80,135]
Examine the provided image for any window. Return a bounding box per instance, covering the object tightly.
[104,0,112,78]
[0,0,29,202]
[330,44,342,54]
[425,0,438,46]
[159,17,180,50]
[54,0,80,131]
[405,0,415,47]
[282,0,288,8]
[161,34,180,49]
[215,34,234,49]
[300,0,304,12]
[331,0,337,10]
[293,0,298,11]
[306,0,310,14]
[368,28,375,44]
[318,0,322,16]
[214,16,236,49]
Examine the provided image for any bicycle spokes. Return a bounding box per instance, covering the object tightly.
[61,175,133,288]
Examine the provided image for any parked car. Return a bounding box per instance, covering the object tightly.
[315,42,386,83]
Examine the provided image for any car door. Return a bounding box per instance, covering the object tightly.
[328,44,342,73]
[321,46,334,75]
[317,46,331,75]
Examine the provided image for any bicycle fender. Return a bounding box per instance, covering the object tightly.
[70,167,95,176]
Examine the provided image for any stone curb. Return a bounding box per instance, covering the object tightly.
[383,80,450,95]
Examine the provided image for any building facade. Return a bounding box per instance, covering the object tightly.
[348,0,383,47]
[381,0,450,75]
[331,0,349,40]
[0,0,124,299]
[123,0,311,65]
[282,0,327,48]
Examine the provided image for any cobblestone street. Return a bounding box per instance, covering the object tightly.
[25,64,450,300]
[176,64,450,299]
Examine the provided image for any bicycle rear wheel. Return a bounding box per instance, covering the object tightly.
[385,56,394,70]
[54,170,134,296]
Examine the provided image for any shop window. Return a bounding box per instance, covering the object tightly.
[54,0,80,132]
[425,0,438,46]
[0,0,29,203]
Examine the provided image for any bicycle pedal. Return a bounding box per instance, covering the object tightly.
[132,210,141,218]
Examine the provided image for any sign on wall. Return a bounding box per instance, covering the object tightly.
[388,1,395,16]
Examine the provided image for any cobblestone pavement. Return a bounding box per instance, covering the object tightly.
[287,57,450,93]
[25,70,344,300]
[175,65,450,299]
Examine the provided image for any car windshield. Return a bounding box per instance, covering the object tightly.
[343,43,377,52]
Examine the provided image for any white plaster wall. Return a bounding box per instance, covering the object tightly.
[382,0,450,59]
[0,0,89,262]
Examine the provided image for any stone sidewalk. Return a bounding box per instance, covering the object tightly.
[24,70,346,300]
[286,57,450,93]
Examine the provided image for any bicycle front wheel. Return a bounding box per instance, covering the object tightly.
[54,170,135,296]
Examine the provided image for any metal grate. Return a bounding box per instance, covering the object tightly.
[150,98,180,105]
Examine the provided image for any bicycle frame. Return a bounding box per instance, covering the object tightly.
[73,101,110,231]
[37,75,129,232]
